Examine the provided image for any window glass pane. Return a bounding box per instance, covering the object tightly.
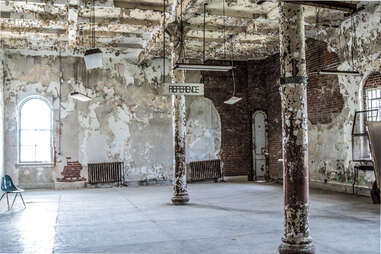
[19,98,52,162]
[35,131,51,161]
[372,100,377,108]
[20,146,35,162]
[20,130,36,146]
[21,130,51,162]
[21,99,51,130]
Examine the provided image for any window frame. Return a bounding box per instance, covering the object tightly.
[17,96,54,166]
[365,87,381,122]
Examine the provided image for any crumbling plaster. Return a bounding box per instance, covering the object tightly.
[307,2,381,187]
[183,70,221,163]
[186,97,221,163]
[3,51,222,188]
[4,52,170,188]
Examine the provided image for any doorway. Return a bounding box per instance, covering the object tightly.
[252,111,268,181]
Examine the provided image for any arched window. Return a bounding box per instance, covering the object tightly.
[364,73,381,121]
[18,97,53,164]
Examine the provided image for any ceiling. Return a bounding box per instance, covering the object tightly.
[0,0,358,63]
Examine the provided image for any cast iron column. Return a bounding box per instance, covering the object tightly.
[168,21,189,205]
[278,2,315,254]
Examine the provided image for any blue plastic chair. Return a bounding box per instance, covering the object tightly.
[0,175,26,210]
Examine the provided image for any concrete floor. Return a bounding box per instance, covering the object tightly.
[0,183,379,254]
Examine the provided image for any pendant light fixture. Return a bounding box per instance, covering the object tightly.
[70,92,92,101]
[71,59,92,102]
[224,35,241,105]
[318,14,361,76]
[84,0,102,70]
[173,1,233,72]
[318,70,361,76]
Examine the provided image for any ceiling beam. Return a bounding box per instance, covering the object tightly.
[0,17,152,39]
[67,0,79,48]
[114,0,173,12]
[283,1,357,13]
[138,0,198,64]
[0,31,143,49]
[205,7,267,19]
[79,7,163,20]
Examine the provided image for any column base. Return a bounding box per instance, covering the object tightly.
[171,193,190,205]
[278,242,315,254]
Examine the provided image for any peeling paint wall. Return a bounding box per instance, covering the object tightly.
[258,38,375,188]
[311,2,381,187]
[3,52,176,188]
[263,2,381,188]
[203,5,381,189]
[186,97,221,163]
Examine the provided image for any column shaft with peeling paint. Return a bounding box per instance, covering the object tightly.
[168,20,189,205]
[278,2,314,254]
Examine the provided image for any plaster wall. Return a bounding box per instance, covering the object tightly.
[186,97,221,163]
[3,53,176,188]
[3,53,222,188]
[309,2,381,187]
[202,11,380,189]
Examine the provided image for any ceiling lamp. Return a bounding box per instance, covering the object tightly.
[70,92,92,102]
[224,55,241,104]
[224,24,241,104]
[224,96,242,104]
[173,3,232,72]
[84,0,102,70]
[84,48,102,70]
[318,70,362,76]
[173,63,233,72]
[316,15,361,77]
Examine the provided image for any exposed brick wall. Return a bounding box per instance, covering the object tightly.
[259,39,344,180]
[203,39,345,179]
[365,73,381,89]
[260,55,282,180]
[203,61,251,177]
[247,59,273,179]
[305,39,343,125]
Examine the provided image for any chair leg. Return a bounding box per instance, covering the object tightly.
[6,193,9,210]
[0,192,5,202]
[11,193,18,209]
[19,193,26,208]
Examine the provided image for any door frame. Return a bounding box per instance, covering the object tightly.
[249,110,269,181]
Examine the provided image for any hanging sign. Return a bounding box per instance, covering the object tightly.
[162,83,204,96]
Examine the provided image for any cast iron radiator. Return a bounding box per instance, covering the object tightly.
[188,159,221,182]
[88,162,125,185]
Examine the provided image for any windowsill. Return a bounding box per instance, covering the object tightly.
[16,163,55,168]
